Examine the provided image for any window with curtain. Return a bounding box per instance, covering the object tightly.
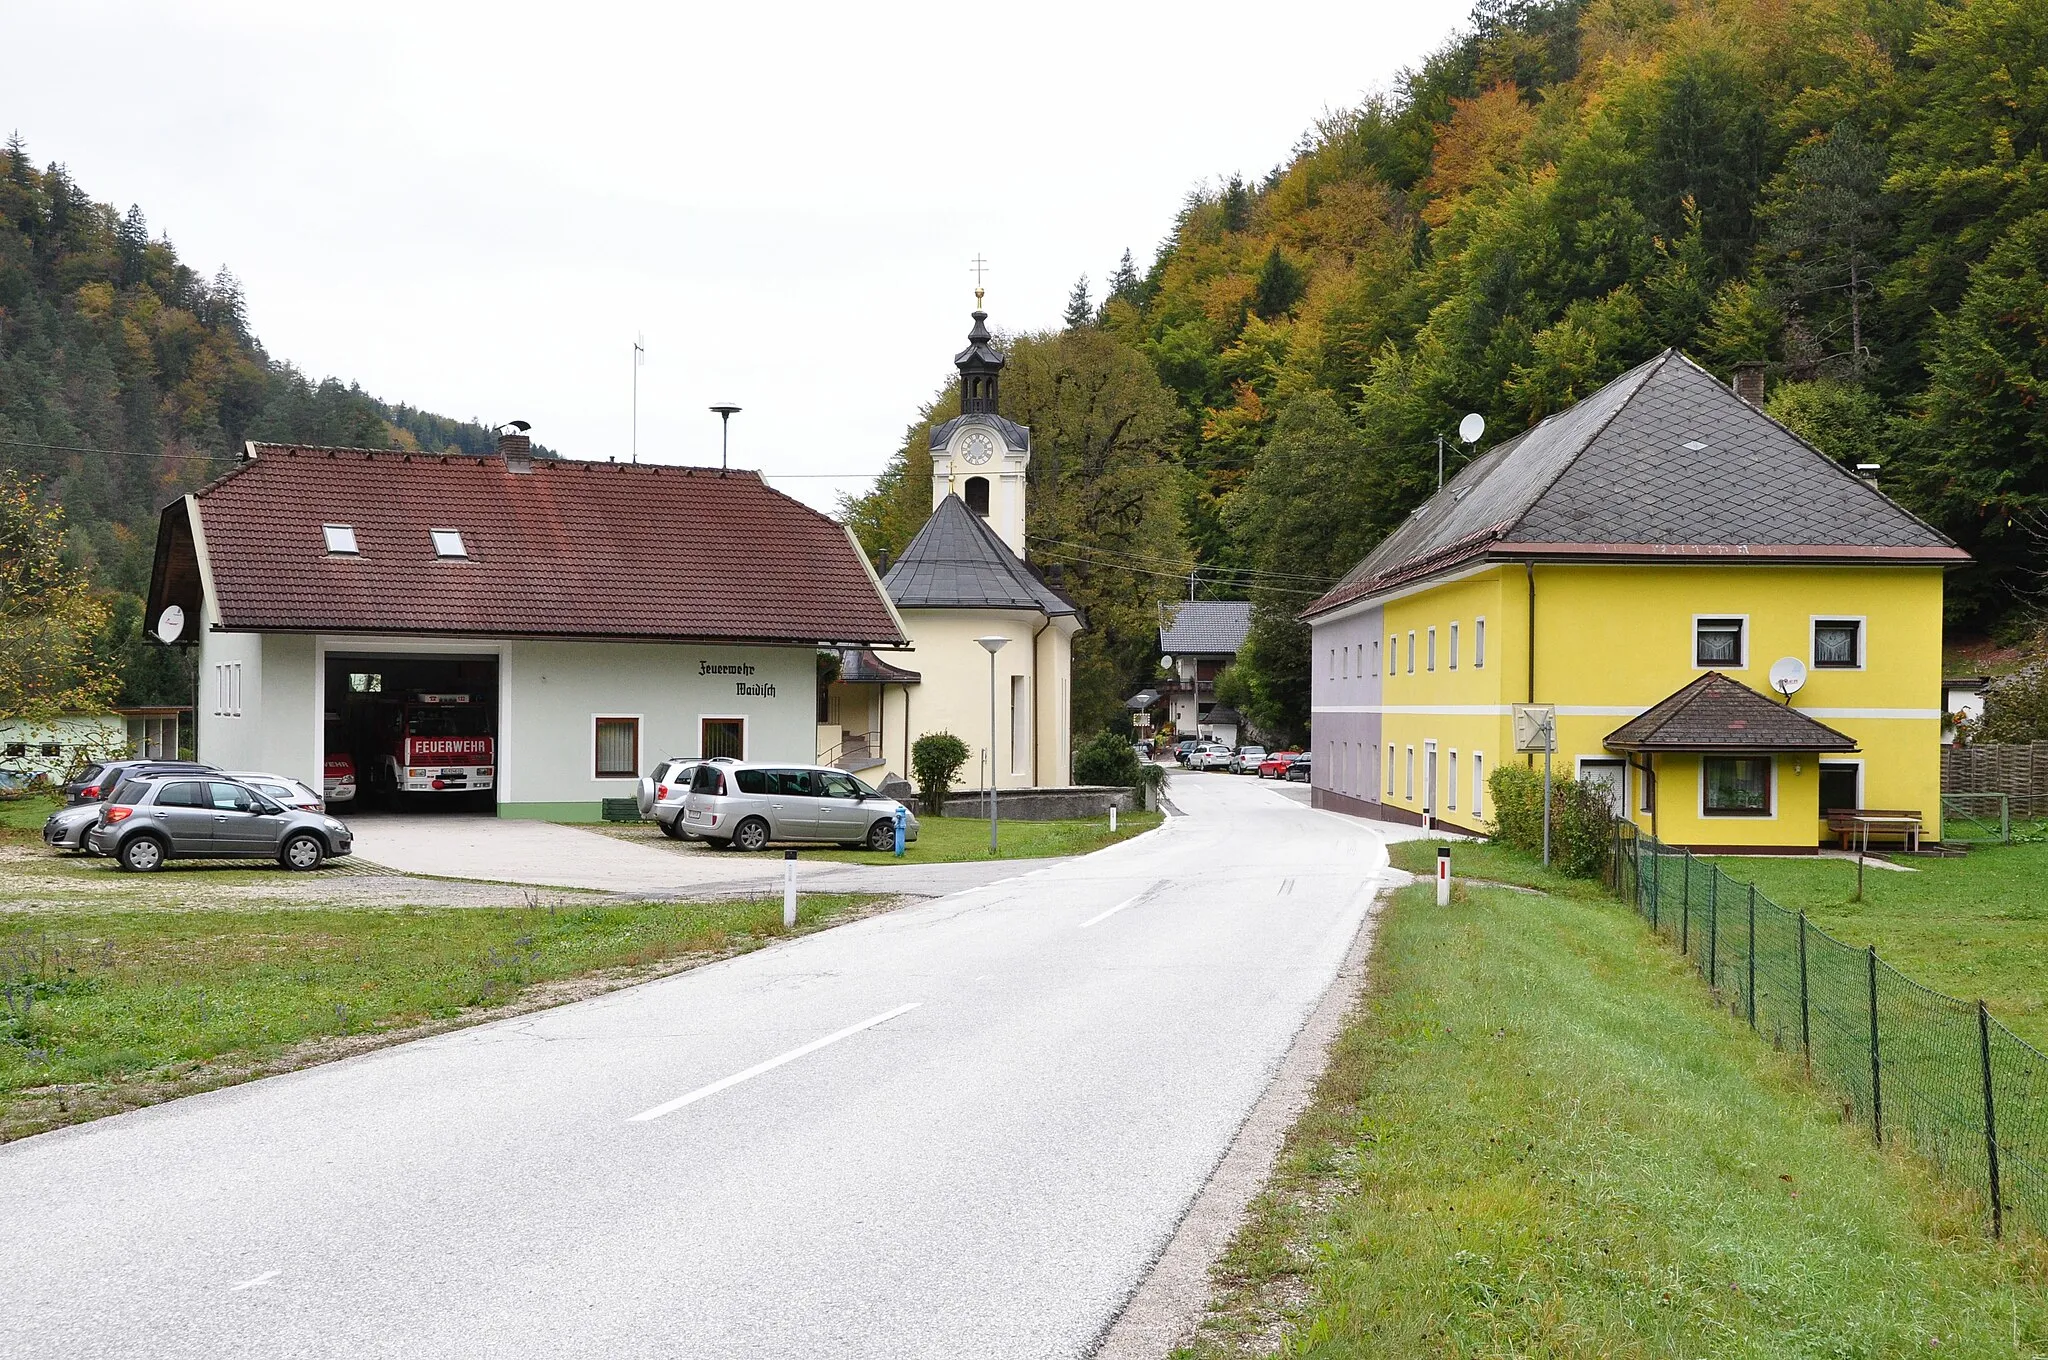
[1814,619,1861,668]
[594,717,639,778]
[1703,757,1770,815]
[1695,618,1745,667]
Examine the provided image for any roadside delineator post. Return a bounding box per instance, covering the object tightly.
[783,849,798,929]
[1110,805,1118,834]
[1437,845,1451,906]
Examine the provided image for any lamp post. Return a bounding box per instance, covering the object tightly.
[709,403,741,471]
[976,635,1009,853]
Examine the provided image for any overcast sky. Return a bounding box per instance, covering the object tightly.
[14,0,1470,511]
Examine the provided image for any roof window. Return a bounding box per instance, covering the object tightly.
[323,524,359,555]
[431,529,468,558]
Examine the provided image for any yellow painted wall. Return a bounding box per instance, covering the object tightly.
[1375,562,1945,847]
[894,606,1073,790]
[1379,569,1515,830]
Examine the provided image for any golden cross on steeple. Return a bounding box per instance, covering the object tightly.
[969,253,990,308]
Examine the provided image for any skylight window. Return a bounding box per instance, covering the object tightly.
[431,530,468,558]
[323,524,359,555]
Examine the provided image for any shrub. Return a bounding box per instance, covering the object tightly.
[910,732,969,817]
[1487,762,1615,879]
[1073,729,1167,799]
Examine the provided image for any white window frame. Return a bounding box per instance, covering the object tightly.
[1699,754,1777,820]
[1575,755,1630,817]
[1406,631,1416,674]
[1473,751,1484,818]
[1449,621,1459,670]
[1372,638,1380,674]
[1388,635,1397,675]
[1343,645,1350,679]
[1010,674,1028,774]
[430,529,468,559]
[322,523,359,555]
[1423,740,1437,813]
[1811,615,1867,672]
[1818,758,1865,813]
[592,713,643,781]
[230,662,242,717]
[1386,744,1395,796]
[1426,627,1437,672]
[1474,616,1486,668]
[1329,648,1336,680]
[1693,614,1750,671]
[1447,749,1459,810]
[1405,745,1415,800]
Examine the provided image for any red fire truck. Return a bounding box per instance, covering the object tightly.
[370,692,495,800]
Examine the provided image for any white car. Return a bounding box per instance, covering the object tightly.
[1189,743,1233,771]
[638,757,739,840]
[1229,745,1267,774]
[224,771,325,813]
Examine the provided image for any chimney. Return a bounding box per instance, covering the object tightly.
[1731,361,1766,409]
[498,425,533,474]
[877,548,892,574]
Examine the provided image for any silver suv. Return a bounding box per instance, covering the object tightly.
[89,775,354,872]
[680,762,919,852]
[637,756,738,840]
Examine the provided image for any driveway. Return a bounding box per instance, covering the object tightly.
[343,812,1068,899]
[4,770,1397,1358]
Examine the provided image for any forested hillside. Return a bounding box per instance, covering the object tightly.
[847,0,2048,743]
[0,135,511,705]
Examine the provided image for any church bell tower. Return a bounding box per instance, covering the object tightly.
[931,286,1032,557]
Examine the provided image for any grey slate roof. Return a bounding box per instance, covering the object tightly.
[1603,672,1858,753]
[928,412,1031,453]
[882,494,1078,617]
[836,648,922,684]
[1304,350,1966,619]
[1159,600,1253,655]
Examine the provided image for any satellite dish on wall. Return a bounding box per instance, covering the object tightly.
[1458,412,1486,444]
[156,605,185,645]
[1769,656,1807,700]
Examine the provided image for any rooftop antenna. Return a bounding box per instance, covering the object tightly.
[709,403,741,473]
[1439,413,1486,490]
[632,333,645,464]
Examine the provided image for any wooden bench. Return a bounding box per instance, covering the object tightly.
[600,797,644,823]
[1827,809,1922,852]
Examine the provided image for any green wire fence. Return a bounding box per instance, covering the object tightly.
[1611,821,2043,1240]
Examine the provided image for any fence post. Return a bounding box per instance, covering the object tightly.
[1867,944,1883,1146]
[1707,872,1719,990]
[1978,999,2004,1240]
[1746,883,1757,1030]
[1681,857,1691,956]
[1798,911,1811,1077]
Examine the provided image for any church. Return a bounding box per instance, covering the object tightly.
[818,296,1082,791]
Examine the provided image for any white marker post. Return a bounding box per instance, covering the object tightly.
[1437,845,1451,906]
[783,849,797,929]
[1110,805,1118,834]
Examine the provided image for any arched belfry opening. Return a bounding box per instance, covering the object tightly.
[965,476,990,517]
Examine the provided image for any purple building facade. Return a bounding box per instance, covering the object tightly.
[1308,601,1383,819]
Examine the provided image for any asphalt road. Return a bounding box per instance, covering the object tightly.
[2,771,1394,1358]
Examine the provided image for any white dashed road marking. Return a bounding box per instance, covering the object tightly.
[627,1003,923,1122]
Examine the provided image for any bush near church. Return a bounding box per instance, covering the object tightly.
[1073,729,1166,798]
[1487,764,1613,879]
[911,732,969,817]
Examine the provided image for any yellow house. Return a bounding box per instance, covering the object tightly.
[1301,351,1967,852]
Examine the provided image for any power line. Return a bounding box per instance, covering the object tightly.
[1028,535,1340,586]
[1031,546,1329,597]
[0,437,225,460]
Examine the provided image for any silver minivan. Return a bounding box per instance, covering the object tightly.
[681,762,919,852]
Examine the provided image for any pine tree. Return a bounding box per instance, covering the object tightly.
[1251,245,1305,319]
[1064,274,1092,329]
[1763,124,1889,368]
[117,205,148,287]
[3,131,28,187]
[1107,249,1140,307]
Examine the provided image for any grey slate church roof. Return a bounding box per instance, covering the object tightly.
[1303,350,1966,619]
[882,494,1079,617]
[928,411,1032,453]
[1159,600,1254,655]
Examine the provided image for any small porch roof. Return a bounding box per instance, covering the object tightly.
[836,648,921,685]
[1603,672,1858,755]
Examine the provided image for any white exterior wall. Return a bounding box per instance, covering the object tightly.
[196,628,267,774]
[895,607,1067,790]
[0,715,127,779]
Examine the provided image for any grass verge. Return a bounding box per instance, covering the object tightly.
[1387,837,1612,899]
[794,808,1163,864]
[0,891,883,1141]
[1699,842,2048,1050]
[1178,881,2048,1358]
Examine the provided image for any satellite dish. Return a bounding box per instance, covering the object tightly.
[155,605,185,645]
[1769,656,1807,700]
[1458,412,1486,444]
[1159,655,1174,669]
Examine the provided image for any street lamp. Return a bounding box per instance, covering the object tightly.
[710,403,741,472]
[976,635,1009,853]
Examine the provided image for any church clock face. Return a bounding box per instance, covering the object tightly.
[960,431,996,466]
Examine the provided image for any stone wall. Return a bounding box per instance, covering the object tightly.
[897,784,1137,821]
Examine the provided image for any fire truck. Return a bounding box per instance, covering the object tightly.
[369,692,495,800]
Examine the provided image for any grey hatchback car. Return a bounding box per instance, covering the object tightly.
[89,775,354,872]
[680,762,919,852]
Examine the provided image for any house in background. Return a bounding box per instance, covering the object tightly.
[1146,600,1252,739]
[0,708,188,779]
[1301,350,1965,851]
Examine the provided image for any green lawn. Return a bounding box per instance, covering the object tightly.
[798,808,1162,864]
[1388,837,1612,899]
[1700,842,2048,1050]
[1180,882,2048,1358]
[0,793,60,835]
[0,893,878,1141]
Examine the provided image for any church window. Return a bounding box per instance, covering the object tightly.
[965,476,990,516]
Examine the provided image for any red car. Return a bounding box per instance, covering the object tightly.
[1258,750,1303,778]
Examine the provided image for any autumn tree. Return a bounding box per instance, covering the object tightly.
[0,473,119,731]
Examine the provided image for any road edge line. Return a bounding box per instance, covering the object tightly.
[1089,876,1391,1360]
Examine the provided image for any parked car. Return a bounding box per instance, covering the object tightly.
[45,761,226,853]
[1258,750,1303,779]
[225,771,325,813]
[680,762,920,852]
[1174,738,1202,767]
[64,759,216,806]
[1284,753,1313,783]
[638,756,739,839]
[89,775,353,872]
[1228,745,1268,774]
[42,800,108,852]
[323,751,357,805]
[1188,743,1234,771]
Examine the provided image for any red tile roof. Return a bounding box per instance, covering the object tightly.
[185,446,906,645]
